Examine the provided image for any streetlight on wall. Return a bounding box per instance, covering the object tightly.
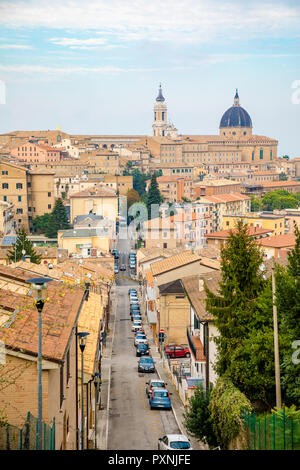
[26,277,53,450]
[77,332,90,450]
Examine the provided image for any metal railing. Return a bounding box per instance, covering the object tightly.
[0,412,55,450]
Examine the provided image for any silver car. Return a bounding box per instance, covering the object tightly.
[158,434,193,450]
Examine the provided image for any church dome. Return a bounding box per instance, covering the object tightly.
[220,89,252,128]
[156,84,165,102]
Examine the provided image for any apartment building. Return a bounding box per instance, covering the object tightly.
[69,186,118,224]
[79,149,121,175]
[223,212,286,236]
[199,193,251,231]
[10,141,61,163]
[193,180,241,198]
[149,175,193,202]
[205,226,273,250]
[0,161,55,231]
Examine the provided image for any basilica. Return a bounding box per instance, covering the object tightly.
[150,85,278,167]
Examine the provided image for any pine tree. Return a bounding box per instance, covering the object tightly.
[7,227,41,264]
[45,199,70,238]
[146,173,163,219]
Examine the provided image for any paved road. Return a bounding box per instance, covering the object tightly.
[107,234,180,450]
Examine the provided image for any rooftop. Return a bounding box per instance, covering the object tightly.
[258,234,296,248]
[151,250,201,276]
[205,227,273,239]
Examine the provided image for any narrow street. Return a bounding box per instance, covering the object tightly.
[106,231,180,450]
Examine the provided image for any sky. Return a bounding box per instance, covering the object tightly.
[0,0,300,156]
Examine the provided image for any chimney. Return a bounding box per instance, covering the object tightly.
[199,278,204,291]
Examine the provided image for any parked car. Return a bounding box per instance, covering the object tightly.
[132,321,142,332]
[135,334,148,347]
[120,264,126,271]
[134,328,145,335]
[145,379,167,398]
[138,357,155,373]
[114,266,119,274]
[136,343,150,357]
[158,434,192,450]
[165,344,190,358]
[128,288,137,295]
[132,314,142,321]
[113,251,119,259]
[149,388,172,410]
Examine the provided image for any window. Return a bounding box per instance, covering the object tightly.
[2,183,8,189]
[18,196,22,202]
[260,149,263,160]
[16,183,23,189]
[16,208,23,214]
[2,171,8,175]
[163,243,168,248]
[3,196,7,202]
[48,204,51,209]
[48,192,51,197]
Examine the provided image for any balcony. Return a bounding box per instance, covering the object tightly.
[186,327,206,362]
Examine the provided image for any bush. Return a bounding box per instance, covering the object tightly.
[209,377,252,448]
[183,385,217,448]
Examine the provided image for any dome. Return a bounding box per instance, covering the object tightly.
[220,90,252,128]
[156,84,165,102]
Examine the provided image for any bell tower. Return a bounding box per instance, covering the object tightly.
[152,84,167,137]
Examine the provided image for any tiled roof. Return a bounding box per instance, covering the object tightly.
[205,227,273,239]
[70,186,117,198]
[200,192,250,203]
[258,234,296,248]
[181,272,222,321]
[0,281,84,363]
[262,181,300,188]
[77,291,104,376]
[151,250,200,276]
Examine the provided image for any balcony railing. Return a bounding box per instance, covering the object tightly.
[186,327,206,362]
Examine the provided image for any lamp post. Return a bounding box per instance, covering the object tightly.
[93,373,101,449]
[26,277,53,450]
[77,332,90,450]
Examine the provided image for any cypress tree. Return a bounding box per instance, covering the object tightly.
[45,199,70,238]
[205,220,265,376]
[146,173,163,219]
[7,227,41,264]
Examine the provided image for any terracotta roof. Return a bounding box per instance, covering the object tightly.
[78,291,104,376]
[158,279,185,295]
[151,250,200,276]
[258,234,296,248]
[262,181,300,188]
[0,280,84,363]
[206,227,273,239]
[200,192,250,203]
[181,272,222,321]
[70,186,117,198]
[157,175,193,183]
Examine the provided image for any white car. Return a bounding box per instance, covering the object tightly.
[135,335,148,347]
[157,434,193,451]
[132,321,142,332]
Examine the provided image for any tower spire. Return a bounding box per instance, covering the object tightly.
[156,83,165,102]
[234,88,240,106]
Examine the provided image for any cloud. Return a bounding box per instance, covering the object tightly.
[0,44,32,49]
[0,0,299,45]
[50,37,107,48]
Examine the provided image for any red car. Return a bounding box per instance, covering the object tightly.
[165,344,190,359]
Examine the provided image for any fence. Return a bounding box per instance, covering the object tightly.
[243,409,300,450]
[0,412,55,450]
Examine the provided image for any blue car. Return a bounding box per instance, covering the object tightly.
[138,357,155,373]
[149,388,172,410]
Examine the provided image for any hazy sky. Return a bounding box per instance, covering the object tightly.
[0,0,300,156]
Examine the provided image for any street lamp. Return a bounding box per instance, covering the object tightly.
[77,332,90,450]
[26,277,53,450]
[93,373,101,449]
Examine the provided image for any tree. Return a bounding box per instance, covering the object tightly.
[7,227,41,264]
[126,188,141,209]
[278,222,300,406]
[183,385,217,447]
[279,172,288,181]
[146,173,163,219]
[262,190,299,211]
[45,199,70,238]
[250,195,262,212]
[32,213,51,234]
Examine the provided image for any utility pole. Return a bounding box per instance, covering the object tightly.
[271,260,282,409]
